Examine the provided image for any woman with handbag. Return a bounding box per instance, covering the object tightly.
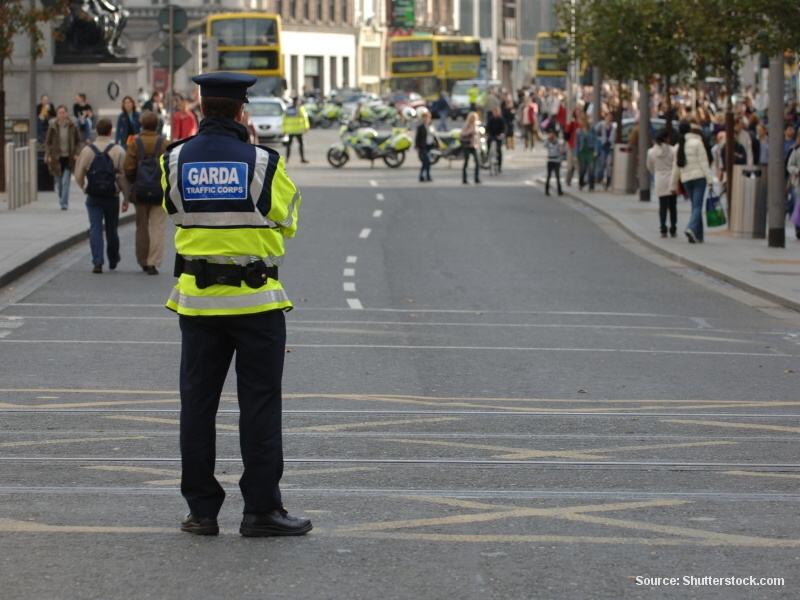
[647,130,677,237]
[460,111,481,185]
[115,96,141,150]
[669,120,713,244]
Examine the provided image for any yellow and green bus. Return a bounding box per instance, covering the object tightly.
[388,35,482,101]
[534,32,587,89]
[203,13,285,97]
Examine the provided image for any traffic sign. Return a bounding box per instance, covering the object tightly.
[157,5,188,33]
[152,40,193,70]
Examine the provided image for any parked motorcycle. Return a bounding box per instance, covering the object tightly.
[430,125,490,168]
[353,103,400,128]
[327,124,412,168]
[315,103,347,128]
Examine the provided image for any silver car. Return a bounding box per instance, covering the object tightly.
[246,97,287,145]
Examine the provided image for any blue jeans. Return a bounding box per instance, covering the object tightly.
[683,177,707,241]
[55,158,72,208]
[86,195,120,266]
[418,148,432,181]
[439,112,448,132]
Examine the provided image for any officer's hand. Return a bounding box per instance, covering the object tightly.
[121,200,129,213]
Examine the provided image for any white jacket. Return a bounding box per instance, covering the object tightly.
[669,133,713,193]
[646,143,675,198]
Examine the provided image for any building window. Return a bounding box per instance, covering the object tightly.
[276,0,283,15]
[289,0,296,19]
[342,56,349,86]
[316,0,322,20]
[329,0,335,22]
[303,0,309,19]
[503,18,516,40]
[341,0,347,23]
[362,47,380,77]
[330,56,338,89]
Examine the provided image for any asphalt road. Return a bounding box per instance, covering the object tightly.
[1,126,799,600]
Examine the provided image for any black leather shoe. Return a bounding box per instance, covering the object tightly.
[92,265,102,274]
[180,514,219,536]
[240,509,312,537]
[109,254,121,270]
[146,265,158,275]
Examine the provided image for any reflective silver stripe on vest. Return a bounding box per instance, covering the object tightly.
[170,143,273,228]
[167,144,186,224]
[274,191,301,228]
[183,254,284,266]
[168,287,289,309]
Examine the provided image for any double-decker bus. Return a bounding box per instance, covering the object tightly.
[388,35,482,101]
[533,32,588,89]
[202,13,284,97]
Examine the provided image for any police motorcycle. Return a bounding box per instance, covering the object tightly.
[429,124,490,168]
[352,102,400,128]
[326,121,412,168]
[314,103,347,128]
[303,101,321,126]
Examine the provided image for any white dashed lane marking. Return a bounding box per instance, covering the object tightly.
[359,228,371,239]
[343,282,356,292]
[346,256,358,263]
[343,268,355,277]
[346,298,364,310]
[373,210,383,218]
[376,193,384,201]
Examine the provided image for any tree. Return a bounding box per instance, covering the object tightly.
[0,0,67,192]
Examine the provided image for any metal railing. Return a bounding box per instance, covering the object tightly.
[5,142,34,210]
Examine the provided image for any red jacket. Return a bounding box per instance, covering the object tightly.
[563,121,579,148]
[172,110,198,141]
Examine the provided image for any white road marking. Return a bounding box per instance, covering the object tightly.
[373,210,383,218]
[343,268,355,277]
[376,193,385,201]
[370,180,378,187]
[343,282,356,292]
[346,256,358,263]
[359,228,372,239]
[347,298,364,310]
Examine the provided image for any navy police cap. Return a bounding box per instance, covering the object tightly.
[191,72,257,102]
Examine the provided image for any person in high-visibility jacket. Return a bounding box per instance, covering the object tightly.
[161,72,310,538]
[282,96,310,164]
[467,83,480,113]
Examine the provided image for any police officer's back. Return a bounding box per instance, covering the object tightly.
[162,72,310,538]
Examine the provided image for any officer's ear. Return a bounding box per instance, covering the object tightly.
[234,103,245,123]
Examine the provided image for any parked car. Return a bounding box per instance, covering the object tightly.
[620,118,680,145]
[386,91,427,114]
[247,97,287,145]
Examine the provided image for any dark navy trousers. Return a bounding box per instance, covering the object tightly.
[178,310,286,517]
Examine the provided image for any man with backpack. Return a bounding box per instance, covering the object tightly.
[124,111,171,275]
[74,118,130,273]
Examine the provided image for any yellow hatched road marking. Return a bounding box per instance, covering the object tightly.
[103,415,236,431]
[662,419,800,434]
[0,436,151,448]
[724,470,800,480]
[381,438,736,460]
[285,417,461,432]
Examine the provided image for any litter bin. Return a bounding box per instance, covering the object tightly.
[729,164,766,238]
[37,149,54,191]
[612,144,635,194]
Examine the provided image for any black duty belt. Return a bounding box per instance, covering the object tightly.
[174,255,278,290]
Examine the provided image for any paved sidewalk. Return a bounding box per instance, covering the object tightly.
[0,184,135,289]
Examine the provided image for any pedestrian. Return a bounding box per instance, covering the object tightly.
[162,72,311,538]
[576,114,597,191]
[414,109,436,182]
[756,123,769,167]
[74,118,130,272]
[44,105,84,210]
[563,108,581,186]
[467,83,479,113]
[502,96,516,150]
[36,94,56,143]
[647,130,677,238]
[283,96,310,164]
[486,107,505,173]
[142,91,166,134]
[436,90,451,132]
[115,96,141,149]
[72,93,94,141]
[124,111,171,275]
[171,95,199,141]
[543,127,565,196]
[670,120,713,244]
[518,95,538,150]
[460,111,481,184]
[785,128,800,240]
[595,112,616,190]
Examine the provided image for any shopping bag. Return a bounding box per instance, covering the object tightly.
[790,191,800,227]
[706,188,726,227]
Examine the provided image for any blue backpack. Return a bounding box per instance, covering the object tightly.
[85,144,117,198]
[133,136,165,204]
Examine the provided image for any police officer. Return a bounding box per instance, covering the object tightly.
[283,96,310,164]
[162,72,310,537]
